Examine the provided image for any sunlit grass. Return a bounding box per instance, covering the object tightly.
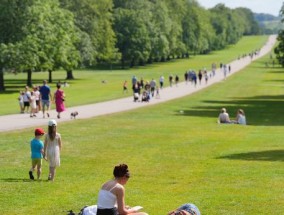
[0,45,283,214]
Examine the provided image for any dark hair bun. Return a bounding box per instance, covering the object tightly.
[113,163,130,178]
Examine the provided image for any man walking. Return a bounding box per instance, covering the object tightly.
[39,80,52,118]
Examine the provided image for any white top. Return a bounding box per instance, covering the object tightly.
[238,114,246,125]
[97,187,117,209]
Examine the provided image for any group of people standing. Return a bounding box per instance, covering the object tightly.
[18,80,66,119]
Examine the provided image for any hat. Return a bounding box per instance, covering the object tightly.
[35,128,45,136]
[48,119,57,126]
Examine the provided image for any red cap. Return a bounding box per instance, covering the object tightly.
[35,128,45,136]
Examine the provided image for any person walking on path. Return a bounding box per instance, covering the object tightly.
[198,70,203,85]
[159,76,164,89]
[40,80,52,118]
[23,86,31,113]
[29,128,45,180]
[150,78,156,97]
[18,91,24,113]
[175,75,179,87]
[54,83,66,119]
[29,91,37,118]
[43,119,62,181]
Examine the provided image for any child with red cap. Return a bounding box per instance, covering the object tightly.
[29,128,45,180]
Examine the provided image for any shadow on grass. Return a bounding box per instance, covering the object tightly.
[0,178,48,182]
[176,95,284,126]
[216,150,284,162]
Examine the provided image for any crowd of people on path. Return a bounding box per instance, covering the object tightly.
[18,80,67,119]
[126,62,228,103]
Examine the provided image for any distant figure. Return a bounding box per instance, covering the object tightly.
[29,91,37,118]
[169,74,173,87]
[54,84,66,119]
[159,76,165,89]
[40,80,52,118]
[175,75,179,87]
[198,70,202,85]
[123,80,128,94]
[184,71,188,84]
[150,78,156,97]
[23,86,31,113]
[155,87,160,99]
[218,108,231,124]
[234,109,246,125]
[18,91,24,113]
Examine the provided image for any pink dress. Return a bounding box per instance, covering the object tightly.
[55,89,66,113]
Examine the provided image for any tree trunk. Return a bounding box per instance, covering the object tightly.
[26,69,32,87]
[66,70,74,80]
[0,67,5,92]
[48,69,53,83]
[121,58,125,69]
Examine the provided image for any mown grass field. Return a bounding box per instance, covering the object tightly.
[0,36,268,116]
[0,35,283,215]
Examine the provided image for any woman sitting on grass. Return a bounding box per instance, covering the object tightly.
[234,109,246,125]
[96,163,148,215]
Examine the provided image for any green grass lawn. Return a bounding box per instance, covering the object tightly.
[0,35,268,116]
[0,35,283,214]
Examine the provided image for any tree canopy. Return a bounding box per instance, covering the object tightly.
[0,0,265,91]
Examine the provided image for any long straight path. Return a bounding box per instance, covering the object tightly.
[0,35,277,132]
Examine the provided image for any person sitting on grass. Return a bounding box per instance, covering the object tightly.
[29,128,45,180]
[168,203,201,215]
[218,108,231,124]
[233,109,246,125]
[96,163,148,215]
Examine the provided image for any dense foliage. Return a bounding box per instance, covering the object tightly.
[0,0,262,90]
[274,2,284,67]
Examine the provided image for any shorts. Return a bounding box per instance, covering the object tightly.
[97,208,118,215]
[41,100,50,108]
[24,101,30,107]
[32,158,42,168]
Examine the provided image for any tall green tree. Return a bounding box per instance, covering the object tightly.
[114,0,152,67]
[0,0,35,91]
[274,3,284,67]
[59,0,119,67]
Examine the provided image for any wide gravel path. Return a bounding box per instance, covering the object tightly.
[0,35,277,132]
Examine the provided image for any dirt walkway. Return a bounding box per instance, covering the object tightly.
[0,35,277,132]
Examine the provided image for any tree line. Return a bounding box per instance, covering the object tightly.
[0,0,261,91]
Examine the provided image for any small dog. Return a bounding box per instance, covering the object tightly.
[70,111,78,119]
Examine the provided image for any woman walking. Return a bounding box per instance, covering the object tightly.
[54,83,66,119]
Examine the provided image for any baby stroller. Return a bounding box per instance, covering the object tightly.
[133,92,139,102]
[141,91,150,102]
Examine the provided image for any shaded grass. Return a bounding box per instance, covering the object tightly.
[0,35,268,115]
[0,44,283,214]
